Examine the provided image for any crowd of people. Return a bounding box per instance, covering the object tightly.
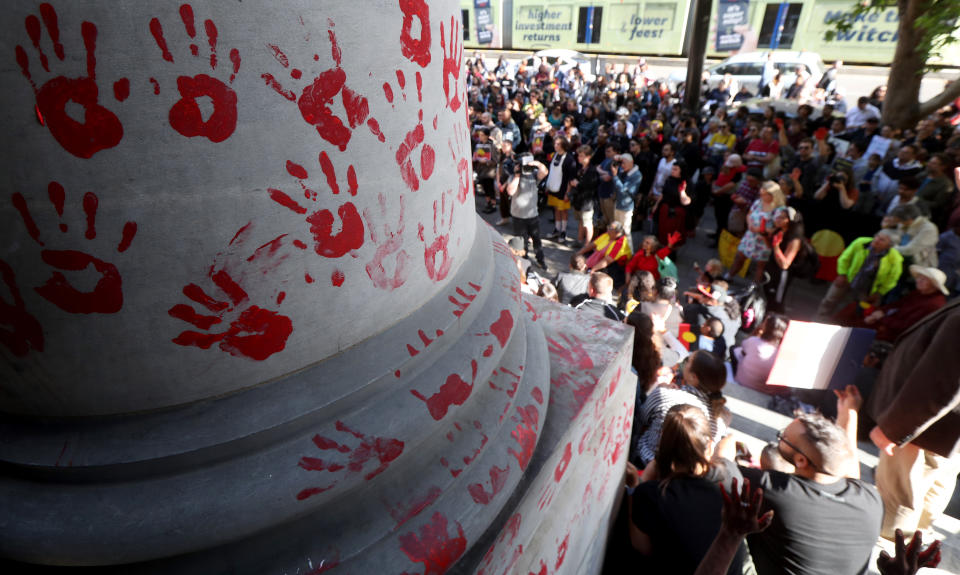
[468,51,959,575]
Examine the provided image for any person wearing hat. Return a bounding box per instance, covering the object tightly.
[866,299,960,542]
[854,266,949,341]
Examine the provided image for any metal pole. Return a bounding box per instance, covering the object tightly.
[683,0,713,113]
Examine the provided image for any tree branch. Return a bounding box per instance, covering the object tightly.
[918,74,960,117]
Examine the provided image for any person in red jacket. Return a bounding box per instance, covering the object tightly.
[841,266,948,341]
[625,232,681,280]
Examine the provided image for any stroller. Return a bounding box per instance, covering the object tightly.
[725,275,768,334]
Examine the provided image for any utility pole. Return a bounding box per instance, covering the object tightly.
[683,0,713,114]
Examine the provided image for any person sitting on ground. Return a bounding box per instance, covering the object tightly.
[642,276,684,337]
[683,281,741,355]
[740,387,884,575]
[622,270,658,316]
[698,317,727,360]
[817,229,904,319]
[625,404,747,575]
[887,203,940,269]
[625,233,682,281]
[576,220,633,286]
[556,253,591,305]
[574,271,625,322]
[634,350,729,467]
[694,258,726,287]
[845,266,948,341]
[733,313,789,394]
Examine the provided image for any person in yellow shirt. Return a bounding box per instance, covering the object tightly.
[577,221,633,286]
[707,122,737,168]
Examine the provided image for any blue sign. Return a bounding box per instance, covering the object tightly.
[475,0,493,44]
[716,0,749,52]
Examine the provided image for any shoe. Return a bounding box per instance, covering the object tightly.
[536,256,547,269]
[546,230,561,240]
[495,218,510,226]
[482,205,497,214]
[556,235,568,245]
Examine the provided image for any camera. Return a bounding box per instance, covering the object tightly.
[519,153,536,174]
[828,172,847,185]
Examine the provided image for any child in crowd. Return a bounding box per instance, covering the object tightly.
[733,313,789,393]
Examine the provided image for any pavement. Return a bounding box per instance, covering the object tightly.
[474,194,960,574]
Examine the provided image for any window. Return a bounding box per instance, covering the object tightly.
[577,6,603,44]
[757,3,803,49]
[462,9,470,41]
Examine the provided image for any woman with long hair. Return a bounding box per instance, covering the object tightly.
[729,181,786,282]
[625,404,747,574]
[766,206,806,313]
[634,350,729,467]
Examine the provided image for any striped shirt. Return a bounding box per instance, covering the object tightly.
[634,384,726,466]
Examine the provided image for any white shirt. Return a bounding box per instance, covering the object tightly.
[846,104,881,129]
[653,157,675,196]
[545,153,566,192]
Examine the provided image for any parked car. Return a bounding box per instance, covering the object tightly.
[523,49,597,83]
[671,51,826,96]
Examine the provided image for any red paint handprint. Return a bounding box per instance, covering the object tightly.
[398,512,467,575]
[418,191,454,282]
[439,15,463,113]
[167,224,293,361]
[296,420,404,500]
[449,125,472,203]
[399,0,431,68]
[149,4,242,142]
[384,70,436,192]
[0,259,44,357]
[14,4,124,158]
[267,156,364,258]
[168,266,292,361]
[363,193,410,291]
[12,183,137,314]
[262,20,383,151]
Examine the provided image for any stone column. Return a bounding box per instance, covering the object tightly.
[0,2,634,572]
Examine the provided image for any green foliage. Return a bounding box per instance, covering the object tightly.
[825,0,959,71]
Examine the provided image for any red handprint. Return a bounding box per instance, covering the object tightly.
[262,20,383,151]
[399,0,431,68]
[11,183,137,314]
[384,70,436,192]
[439,15,463,113]
[267,156,364,259]
[0,259,44,357]
[149,4,242,143]
[296,420,405,500]
[398,512,467,574]
[363,193,410,291]
[168,266,292,361]
[14,4,124,158]
[418,190,455,282]
[449,125,472,203]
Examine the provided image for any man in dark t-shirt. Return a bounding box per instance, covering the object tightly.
[740,409,883,575]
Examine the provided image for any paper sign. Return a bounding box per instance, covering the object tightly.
[766,321,875,390]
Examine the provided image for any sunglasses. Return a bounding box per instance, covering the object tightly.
[777,428,826,474]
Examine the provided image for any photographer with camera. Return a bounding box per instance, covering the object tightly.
[506,153,549,269]
[813,169,857,238]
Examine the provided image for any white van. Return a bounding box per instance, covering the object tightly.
[672,51,826,95]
